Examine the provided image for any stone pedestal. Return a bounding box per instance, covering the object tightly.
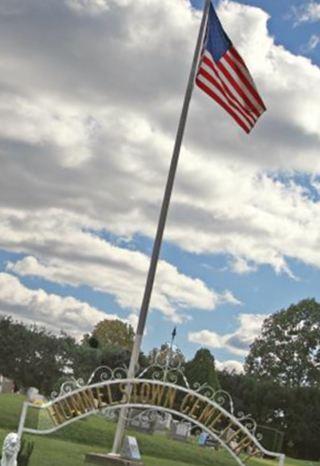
[85,453,144,466]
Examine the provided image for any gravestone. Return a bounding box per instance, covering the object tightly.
[127,410,155,435]
[0,375,14,394]
[169,421,191,442]
[198,432,209,446]
[121,436,141,461]
[154,413,172,432]
[198,432,219,449]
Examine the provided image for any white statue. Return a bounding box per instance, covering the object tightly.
[26,387,45,405]
[1,433,20,466]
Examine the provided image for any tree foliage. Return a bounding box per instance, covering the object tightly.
[184,348,220,390]
[2,311,320,460]
[90,319,134,350]
[0,316,141,395]
[0,316,75,394]
[245,299,320,387]
[219,370,320,460]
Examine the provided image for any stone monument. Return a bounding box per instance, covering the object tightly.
[1,433,20,466]
[169,420,191,442]
[127,410,155,435]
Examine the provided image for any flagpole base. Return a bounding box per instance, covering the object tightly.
[85,453,144,466]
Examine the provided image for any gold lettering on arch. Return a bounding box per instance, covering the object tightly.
[45,380,230,435]
[140,383,151,403]
[150,383,165,405]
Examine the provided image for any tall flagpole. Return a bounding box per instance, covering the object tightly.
[111,0,211,454]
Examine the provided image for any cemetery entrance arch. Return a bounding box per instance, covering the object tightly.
[16,373,285,466]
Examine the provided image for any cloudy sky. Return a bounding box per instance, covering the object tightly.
[0,0,319,373]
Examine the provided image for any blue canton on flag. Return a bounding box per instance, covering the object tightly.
[196,2,266,133]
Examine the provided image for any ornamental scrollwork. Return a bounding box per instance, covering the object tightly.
[49,344,261,446]
[50,377,84,400]
[137,344,189,388]
[88,365,128,384]
[51,365,129,400]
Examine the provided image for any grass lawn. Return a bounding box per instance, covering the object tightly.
[0,394,319,466]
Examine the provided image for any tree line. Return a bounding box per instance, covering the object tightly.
[0,317,219,396]
[0,298,319,460]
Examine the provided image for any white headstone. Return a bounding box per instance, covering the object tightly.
[121,436,141,461]
[176,423,189,436]
[170,421,191,441]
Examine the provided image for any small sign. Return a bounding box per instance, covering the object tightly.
[198,432,208,446]
[121,435,141,460]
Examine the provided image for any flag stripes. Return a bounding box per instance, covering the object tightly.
[227,47,265,109]
[222,53,264,112]
[201,52,258,125]
[196,73,253,133]
[196,48,265,133]
[198,63,255,129]
[194,2,266,132]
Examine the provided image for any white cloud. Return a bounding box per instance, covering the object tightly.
[0,0,319,334]
[302,34,320,53]
[65,0,109,14]
[126,313,139,332]
[0,272,118,336]
[2,209,238,324]
[0,94,94,166]
[188,313,268,356]
[292,1,320,25]
[215,359,244,374]
[230,257,257,275]
[65,0,131,15]
[0,1,25,16]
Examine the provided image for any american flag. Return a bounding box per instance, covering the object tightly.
[196,2,266,133]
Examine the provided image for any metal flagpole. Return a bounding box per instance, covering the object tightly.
[111,0,211,454]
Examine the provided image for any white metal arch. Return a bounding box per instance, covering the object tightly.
[17,378,285,466]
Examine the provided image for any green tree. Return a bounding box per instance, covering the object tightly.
[0,316,76,394]
[184,348,220,390]
[283,386,320,459]
[218,370,286,429]
[245,299,320,386]
[91,319,134,350]
[0,316,142,395]
[219,370,320,460]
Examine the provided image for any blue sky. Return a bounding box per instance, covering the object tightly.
[194,0,320,65]
[0,0,319,373]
